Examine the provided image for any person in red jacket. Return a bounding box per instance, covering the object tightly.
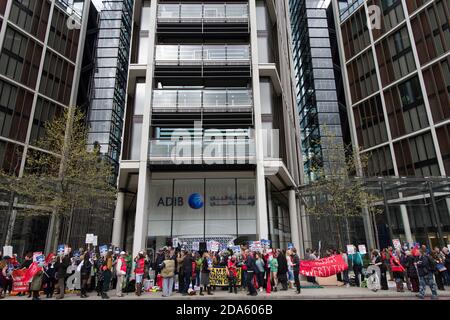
[134,252,146,296]
[227,256,238,294]
[391,250,406,292]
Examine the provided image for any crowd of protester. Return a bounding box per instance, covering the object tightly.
[0,243,448,300]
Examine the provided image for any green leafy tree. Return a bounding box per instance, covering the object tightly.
[300,131,382,250]
[0,108,116,251]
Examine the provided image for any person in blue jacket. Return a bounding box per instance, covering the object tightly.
[348,247,364,287]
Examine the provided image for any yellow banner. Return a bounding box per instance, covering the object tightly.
[209,267,242,287]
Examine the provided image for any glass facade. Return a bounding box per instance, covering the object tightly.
[339,0,450,246]
[147,178,257,251]
[289,0,348,182]
[87,0,133,175]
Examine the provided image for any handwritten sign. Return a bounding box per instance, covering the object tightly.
[393,239,401,250]
[358,245,367,255]
[209,268,242,287]
[3,246,13,257]
[192,242,199,251]
[85,234,94,244]
[346,245,355,255]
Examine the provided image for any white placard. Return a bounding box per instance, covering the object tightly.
[192,242,200,251]
[346,245,355,255]
[85,234,94,244]
[92,236,98,247]
[211,241,220,252]
[447,244,450,251]
[358,245,367,255]
[3,246,13,257]
[173,238,179,248]
[393,239,401,250]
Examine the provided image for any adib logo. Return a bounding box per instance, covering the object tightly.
[188,193,204,209]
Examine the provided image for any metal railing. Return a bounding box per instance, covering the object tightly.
[152,89,253,112]
[155,44,251,66]
[157,3,249,23]
[149,139,256,163]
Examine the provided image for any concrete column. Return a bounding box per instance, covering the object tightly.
[249,0,269,239]
[288,189,301,251]
[112,192,125,247]
[400,204,413,245]
[446,198,450,220]
[362,207,376,250]
[132,0,158,257]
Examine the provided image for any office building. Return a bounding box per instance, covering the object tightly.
[112,0,306,256]
[0,0,93,256]
[334,0,450,248]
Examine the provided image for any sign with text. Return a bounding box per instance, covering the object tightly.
[250,241,262,252]
[92,236,98,246]
[232,246,241,254]
[209,267,242,287]
[192,242,199,252]
[393,239,401,250]
[85,234,94,244]
[57,245,65,256]
[12,269,29,292]
[358,245,367,255]
[300,255,348,278]
[99,245,108,256]
[3,246,13,257]
[346,245,355,255]
[210,241,220,252]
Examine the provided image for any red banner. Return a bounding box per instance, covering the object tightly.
[300,255,348,278]
[12,269,29,292]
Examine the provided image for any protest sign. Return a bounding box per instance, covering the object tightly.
[300,255,348,278]
[92,236,98,246]
[288,243,294,250]
[172,238,179,248]
[12,269,29,292]
[211,241,220,252]
[33,252,45,264]
[232,246,241,254]
[57,245,65,256]
[85,234,94,244]
[346,245,355,255]
[250,241,262,252]
[192,242,200,252]
[261,239,271,248]
[99,245,108,256]
[393,239,401,250]
[358,245,367,255]
[209,267,242,287]
[3,246,13,257]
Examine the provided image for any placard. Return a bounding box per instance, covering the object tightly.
[85,234,94,244]
[211,241,220,252]
[57,244,65,256]
[92,236,98,246]
[99,245,108,256]
[3,246,13,257]
[393,239,401,250]
[33,252,44,263]
[192,242,200,252]
[261,239,271,248]
[232,246,241,254]
[250,241,262,252]
[358,245,367,255]
[287,243,294,250]
[172,238,179,248]
[346,245,355,255]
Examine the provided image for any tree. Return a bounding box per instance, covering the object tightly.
[0,107,116,251]
[299,131,382,250]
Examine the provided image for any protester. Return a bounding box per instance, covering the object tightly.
[226,255,238,294]
[115,251,127,297]
[0,258,8,299]
[176,250,185,293]
[290,248,301,294]
[159,252,175,297]
[255,252,265,292]
[43,256,57,298]
[349,247,364,287]
[244,250,257,296]
[55,252,71,299]
[30,266,43,301]
[443,247,450,286]
[200,252,213,296]
[371,249,388,290]
[304,248,317,284]
[134,251,145,297]
[78,252,93,298]
[416,247,438,299]
[269,252,278,292]
[390,250,405,292]
[337,249,349,287]
[405,250,419,293]
[276,249,288,291]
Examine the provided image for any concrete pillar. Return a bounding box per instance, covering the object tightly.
[132,169,150,257]
[362,207,376,250]
[112,192,125,247]
[249,0,269,240]
[289,189,301,251]
[400,204,413,246]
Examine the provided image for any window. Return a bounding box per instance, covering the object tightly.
[376,27,416,86]
[47,6,79,62]
[346,50,378,103]
[9,0,50,41]
[384,76,428,138]
[436,123,450,174]
[422,57,450,123]
[369,0,405,39]
[341,6,371,60]
[365,145,395,176]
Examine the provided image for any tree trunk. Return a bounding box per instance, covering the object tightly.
[345,217,351,246]
[65,202,75,244]
[336,217,343,250]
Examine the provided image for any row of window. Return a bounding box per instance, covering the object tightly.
[9,0,50,41]
[0,27,42,89]
[47,5,79,62]
[346,50,378,103]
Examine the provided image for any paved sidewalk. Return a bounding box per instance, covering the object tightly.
[4,283,450,300]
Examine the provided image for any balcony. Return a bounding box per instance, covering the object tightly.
[148,139,256,165]
[152,89,253,113]
[157,3,249,35]
[154,44,252,78]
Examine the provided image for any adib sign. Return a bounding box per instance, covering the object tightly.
[157,193,205,210]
